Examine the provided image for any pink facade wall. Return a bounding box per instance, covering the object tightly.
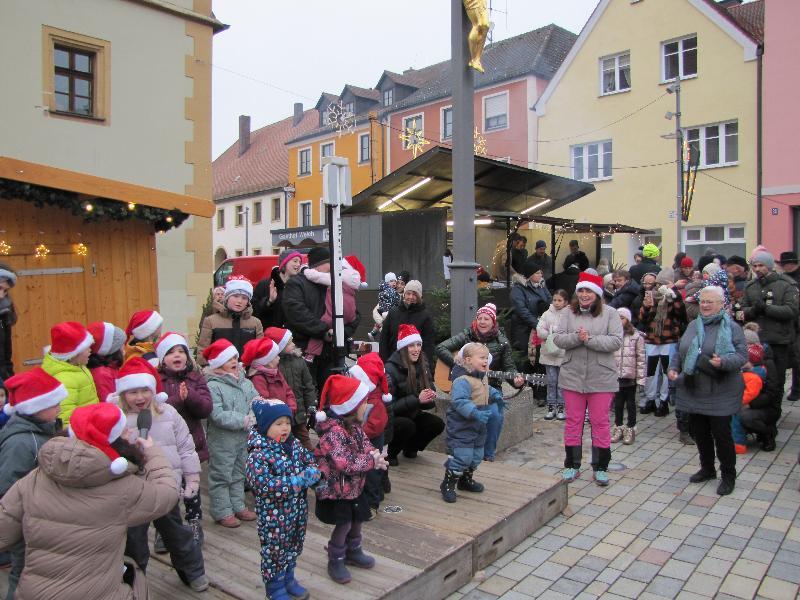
[761,0,800,251]
[388,78,532,171]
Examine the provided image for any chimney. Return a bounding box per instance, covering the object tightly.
[293,102,304,126]
[238,115,250,157]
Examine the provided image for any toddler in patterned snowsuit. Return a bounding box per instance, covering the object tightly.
[245,398,320,600]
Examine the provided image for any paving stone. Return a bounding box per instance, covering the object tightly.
[589,542,624,560]
[718,573,760,599]
[767,560,800,585]
[761,516,792,534]
[562,565,600,585]
[576,554,609,572]
[748,536,781,552]
[567,534,601,551]
[757,576,799,600]
[639,528,659,541]
[648,536,681,553]
[608,577,647,598]
[534,535,570,551]
[497,561,536,582]
[478,575,517,597]
[684,571,723,595]
[497,592,534,600]
[695,556,733,576]
[659,558,696,579]
[532,561,569,581]
[729,558,769,581]
[693,524,723,539]
[644,575,684,599]
[716,533,749,551]
[516,547,553,568]
[596,567,622,584]
[638,547,671,566]
[513,574,554,596]
[739,545,775,564]
[548,577,586,596]
[608,551,637,572]
[549,546,585,567]
[623,560,661,583]
[753,527,786,543]
[604,531,636,548]
[706,545,740,561]
[682,534,716,550]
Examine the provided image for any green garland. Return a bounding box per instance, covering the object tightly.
[0,178,189,232]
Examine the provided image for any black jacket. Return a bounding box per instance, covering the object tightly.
[252,267,287,328]
[629,258,660,284]
[0,301,16,380]
[741,271,799,346]
[384,351,434,421]
[747,348,781,421]
[609,280,640,310]
[563,251,589,272]
[379,302,436,372]
[509,281,552,351]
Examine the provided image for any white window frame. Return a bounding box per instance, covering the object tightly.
[599,52,631,96]
[343,101,354,114]
[683,224,745,246]
[402,113,424,149]
[482,90,509,133]
[661,35,697,82]
[320,141,335,171]
[383,88,393,106]
[683,120,738,169]
[570,140,613,182]
[600,235,613,262]
[216,207,225,230]
[358,132,370,164]
[298,201,312,227]
[298,147,312,176]
[440,105,453,141]
[234,204,244,228]
[271,197,281,222]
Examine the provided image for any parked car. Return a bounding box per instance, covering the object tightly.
[213,251,309,287]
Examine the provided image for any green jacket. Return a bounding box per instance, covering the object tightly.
[435,327,516,386]
[204,367,260,432]
[0,414,58,497]
[741,271,799,346]
[41,353,98,427]
[278,353,317,423]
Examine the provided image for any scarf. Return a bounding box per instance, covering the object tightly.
[470,320,499,343]
[682,311,735,376]
[652,285,677,336]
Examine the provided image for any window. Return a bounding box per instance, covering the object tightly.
[320,142,334,170]
[43,27,109,120]
[252,248,262,256]
[662,35,697,81]
[359,133,370,163]
[483,92,508,131]
[344,101,354,114]
[298,148,311,175]
[600,235,613,263]
[402,114,423,149]
[271,197,281,222]
[234,204,244,227]
[685,121,738,168]
[383,88,393,106]
[683,224,746,260]
[235,250,244,257]
[571,141,613,181]
[299,202,312,227]
[216,208,225,230]
[600,52,630,95]
[441,106,453,140]
[252,201,262,224]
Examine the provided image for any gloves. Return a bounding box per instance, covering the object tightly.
[300,466,321,487]
[473,408,491,424]
[243,414,256,430]
[182,474,200,499]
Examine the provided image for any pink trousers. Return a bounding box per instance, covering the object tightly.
[563,390,614,448]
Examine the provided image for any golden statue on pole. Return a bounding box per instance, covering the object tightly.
[463,0,489,72]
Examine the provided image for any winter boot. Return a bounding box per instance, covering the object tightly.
[345,535,376,569]
[265,577,291,600]
[457,467,484,493]
[188,518,204,547]
[610,425,623,444]
[153,530,167,554]
[640,401,656,415]
[556,406,566,420]
[326,542,351,584]
[679,431,694,445]
[544,405,556,420]
[562,446,582,482]
[283,566,309,600]
[440,469,459,503]
[654,402,670,417]
[591,446,612,474]
[622,426,635,445]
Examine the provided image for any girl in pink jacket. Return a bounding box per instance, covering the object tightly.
[612,308,645,445]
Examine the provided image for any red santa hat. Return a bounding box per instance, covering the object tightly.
[154,332,189,365]
[315,374,370,423]
[264,327,293,353]
[575,272,604,297]
[115,357,168,403]
[50,321,94,361]
[343,255,368,288]
[396,323,422,351]
[125,310,164,340]
[349,352,392,404]
[87,321,122,357]
[224,275,254,300]
[68,403,130,475]
[241,338,281,368]
[3,367,68,416]
[202,338,239,369]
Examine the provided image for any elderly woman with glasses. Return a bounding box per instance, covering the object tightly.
[668,286,748,496]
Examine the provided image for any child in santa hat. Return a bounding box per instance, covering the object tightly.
[265,327,317,451]
[246,399,320,600]
[124,310,164,366]
[0,368,67,595]
[116,358,209,592]
[314,374,389,585]
[156,332,212,546]
[348,352,393,518]
[242,338,298,414]
[302,254,365,362]
[202,338,261,528]
[87,321,127,404]
[197,276,264,365]
[42,321,99,426]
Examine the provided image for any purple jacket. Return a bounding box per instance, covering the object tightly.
[314,418,375,501]
[160,368,213,462]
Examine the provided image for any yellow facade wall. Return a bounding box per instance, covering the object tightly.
[537,0,758,265]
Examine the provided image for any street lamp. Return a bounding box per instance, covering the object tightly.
[665,82,683,255]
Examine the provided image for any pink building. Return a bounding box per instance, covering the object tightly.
[761,0,800,253]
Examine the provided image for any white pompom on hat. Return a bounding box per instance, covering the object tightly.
[49,322,94,361]
[342,255,368,288]
[349,352,392,403]
[115,357,168,403]
[3,367,68,416]
[68,403,130,475]
[315,374,370,423]
[384,272,397,283]
[476,303,497,324]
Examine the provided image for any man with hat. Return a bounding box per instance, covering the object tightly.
[524,240,553,284]
[778,251,800,401]
[629,243,661,284]
[283,247,361,391]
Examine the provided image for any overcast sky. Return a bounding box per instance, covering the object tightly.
[210,0,600,158]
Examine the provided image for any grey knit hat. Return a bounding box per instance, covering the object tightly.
[750,250,775,269]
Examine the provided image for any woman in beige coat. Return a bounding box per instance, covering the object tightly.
[0,403,178,600]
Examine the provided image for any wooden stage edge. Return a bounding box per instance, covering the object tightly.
[0,452,566,600]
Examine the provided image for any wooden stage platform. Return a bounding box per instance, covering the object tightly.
[0,452,565,600]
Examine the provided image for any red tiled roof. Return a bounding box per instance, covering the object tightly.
[213,110,318,201]
[726,0,764,43]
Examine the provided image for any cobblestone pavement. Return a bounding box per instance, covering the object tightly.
[448,396,800,600]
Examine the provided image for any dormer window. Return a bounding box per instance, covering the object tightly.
[383,88,394,106]
[343,101,354,114]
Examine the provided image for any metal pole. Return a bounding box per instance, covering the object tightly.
[449,0,479,336]
[674,84,683,256]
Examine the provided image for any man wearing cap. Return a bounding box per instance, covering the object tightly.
[379,280,436,372]
[741,250,799,398]
[778,252,800,401]
[283,247,361,390]
[524,240,553,284]
[629,243,661,284]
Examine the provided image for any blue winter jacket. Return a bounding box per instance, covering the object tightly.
[446,365,502,450]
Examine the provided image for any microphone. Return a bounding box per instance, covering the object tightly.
[137,409,152,441]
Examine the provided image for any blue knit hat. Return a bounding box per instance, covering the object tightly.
[252,398,292,435]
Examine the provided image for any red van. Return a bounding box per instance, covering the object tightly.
[213,252,309,287]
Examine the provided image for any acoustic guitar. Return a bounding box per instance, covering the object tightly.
[434,354,546,393]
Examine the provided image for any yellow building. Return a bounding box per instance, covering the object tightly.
[535,0,762,265]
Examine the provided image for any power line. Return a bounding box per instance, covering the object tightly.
[698,170,757,197]
[211,63,318,102]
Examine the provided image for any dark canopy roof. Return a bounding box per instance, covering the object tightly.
[347,146,595,216]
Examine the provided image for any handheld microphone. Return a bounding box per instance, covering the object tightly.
[137,409,152,441]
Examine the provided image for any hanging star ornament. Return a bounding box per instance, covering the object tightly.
[399,119,430,158]
[326,101,355,137]
[473,126,487,156]
[34,243,50,259]
[0,241,10,255]
[75,243,88,257]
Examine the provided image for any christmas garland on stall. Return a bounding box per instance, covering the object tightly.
[0,178,189,232]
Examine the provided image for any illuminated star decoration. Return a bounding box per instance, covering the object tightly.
[326,101,355,137]
[34,243,50,259]
[0,240,10,255]
[473,126,487,156]
[399,119,430,158]
[75,243,88,257]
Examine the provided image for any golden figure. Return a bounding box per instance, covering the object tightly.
[463,0,490,73]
